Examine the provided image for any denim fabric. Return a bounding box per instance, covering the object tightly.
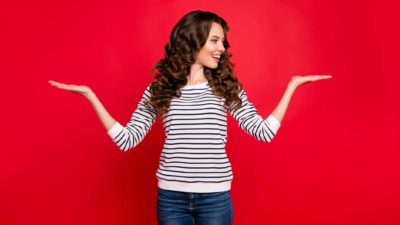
[157,188,234,225]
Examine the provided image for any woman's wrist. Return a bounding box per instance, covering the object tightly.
[287,80,298,91]
[85,89,96,101]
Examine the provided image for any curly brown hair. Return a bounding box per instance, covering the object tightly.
[145,10,243,115]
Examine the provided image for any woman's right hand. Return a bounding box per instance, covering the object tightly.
[48,80,94,99]
[49,80,117,131]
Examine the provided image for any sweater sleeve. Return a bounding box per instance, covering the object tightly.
[229,89,281,143]
[106,84,157,151]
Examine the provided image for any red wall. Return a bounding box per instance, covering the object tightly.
[1,1,399,225]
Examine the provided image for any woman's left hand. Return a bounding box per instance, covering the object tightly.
[288,75,332,89]
[270,74,332,123]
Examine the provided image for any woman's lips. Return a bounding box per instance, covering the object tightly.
[212,55,220,62]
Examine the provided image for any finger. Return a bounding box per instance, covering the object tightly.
[304,75,332,77]
[307,75,332,81]
[50,81,73,90]
[315,75,332,78]
[52,83,69,89]
[49,80,61,86]
[315,75,332,80]
[49,80,67,87]
[49,80,66,85]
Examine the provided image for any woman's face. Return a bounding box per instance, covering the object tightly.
[194,22,226,69]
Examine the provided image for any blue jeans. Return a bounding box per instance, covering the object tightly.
[157,188,234,225]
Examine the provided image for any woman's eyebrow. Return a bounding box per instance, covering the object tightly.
[211,35,225,40]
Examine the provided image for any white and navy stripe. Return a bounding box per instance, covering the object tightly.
[107,82,280,193]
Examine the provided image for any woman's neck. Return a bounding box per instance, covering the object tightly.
[187,63,207,85]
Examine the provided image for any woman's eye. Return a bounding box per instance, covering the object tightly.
[211,39,218,43]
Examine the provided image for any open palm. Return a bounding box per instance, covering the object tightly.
[49,80,92,97]
[289,75,332,88]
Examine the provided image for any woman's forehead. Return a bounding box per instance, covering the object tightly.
[209,23,225,38]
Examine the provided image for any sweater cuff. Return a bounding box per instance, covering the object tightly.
[266,115,281,133]
[107,122,124,140]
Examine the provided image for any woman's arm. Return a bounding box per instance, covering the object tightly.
[229,90,281,143]
[271,75,332,123]
[86,91,117,131]
[229,75,332,143]
[49,80,157,151]
[49,80,117,131]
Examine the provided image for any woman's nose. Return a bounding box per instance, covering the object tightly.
[218,43,225,52]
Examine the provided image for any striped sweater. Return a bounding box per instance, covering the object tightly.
[107,81,281,193]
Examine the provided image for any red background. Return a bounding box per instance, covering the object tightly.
[1,0,399,225]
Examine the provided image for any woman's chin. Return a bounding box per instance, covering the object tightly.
[205,64,219,69]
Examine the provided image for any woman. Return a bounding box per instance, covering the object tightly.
[49,10,331,225]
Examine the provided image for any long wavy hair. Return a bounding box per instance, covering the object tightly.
[145,10,243,115]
